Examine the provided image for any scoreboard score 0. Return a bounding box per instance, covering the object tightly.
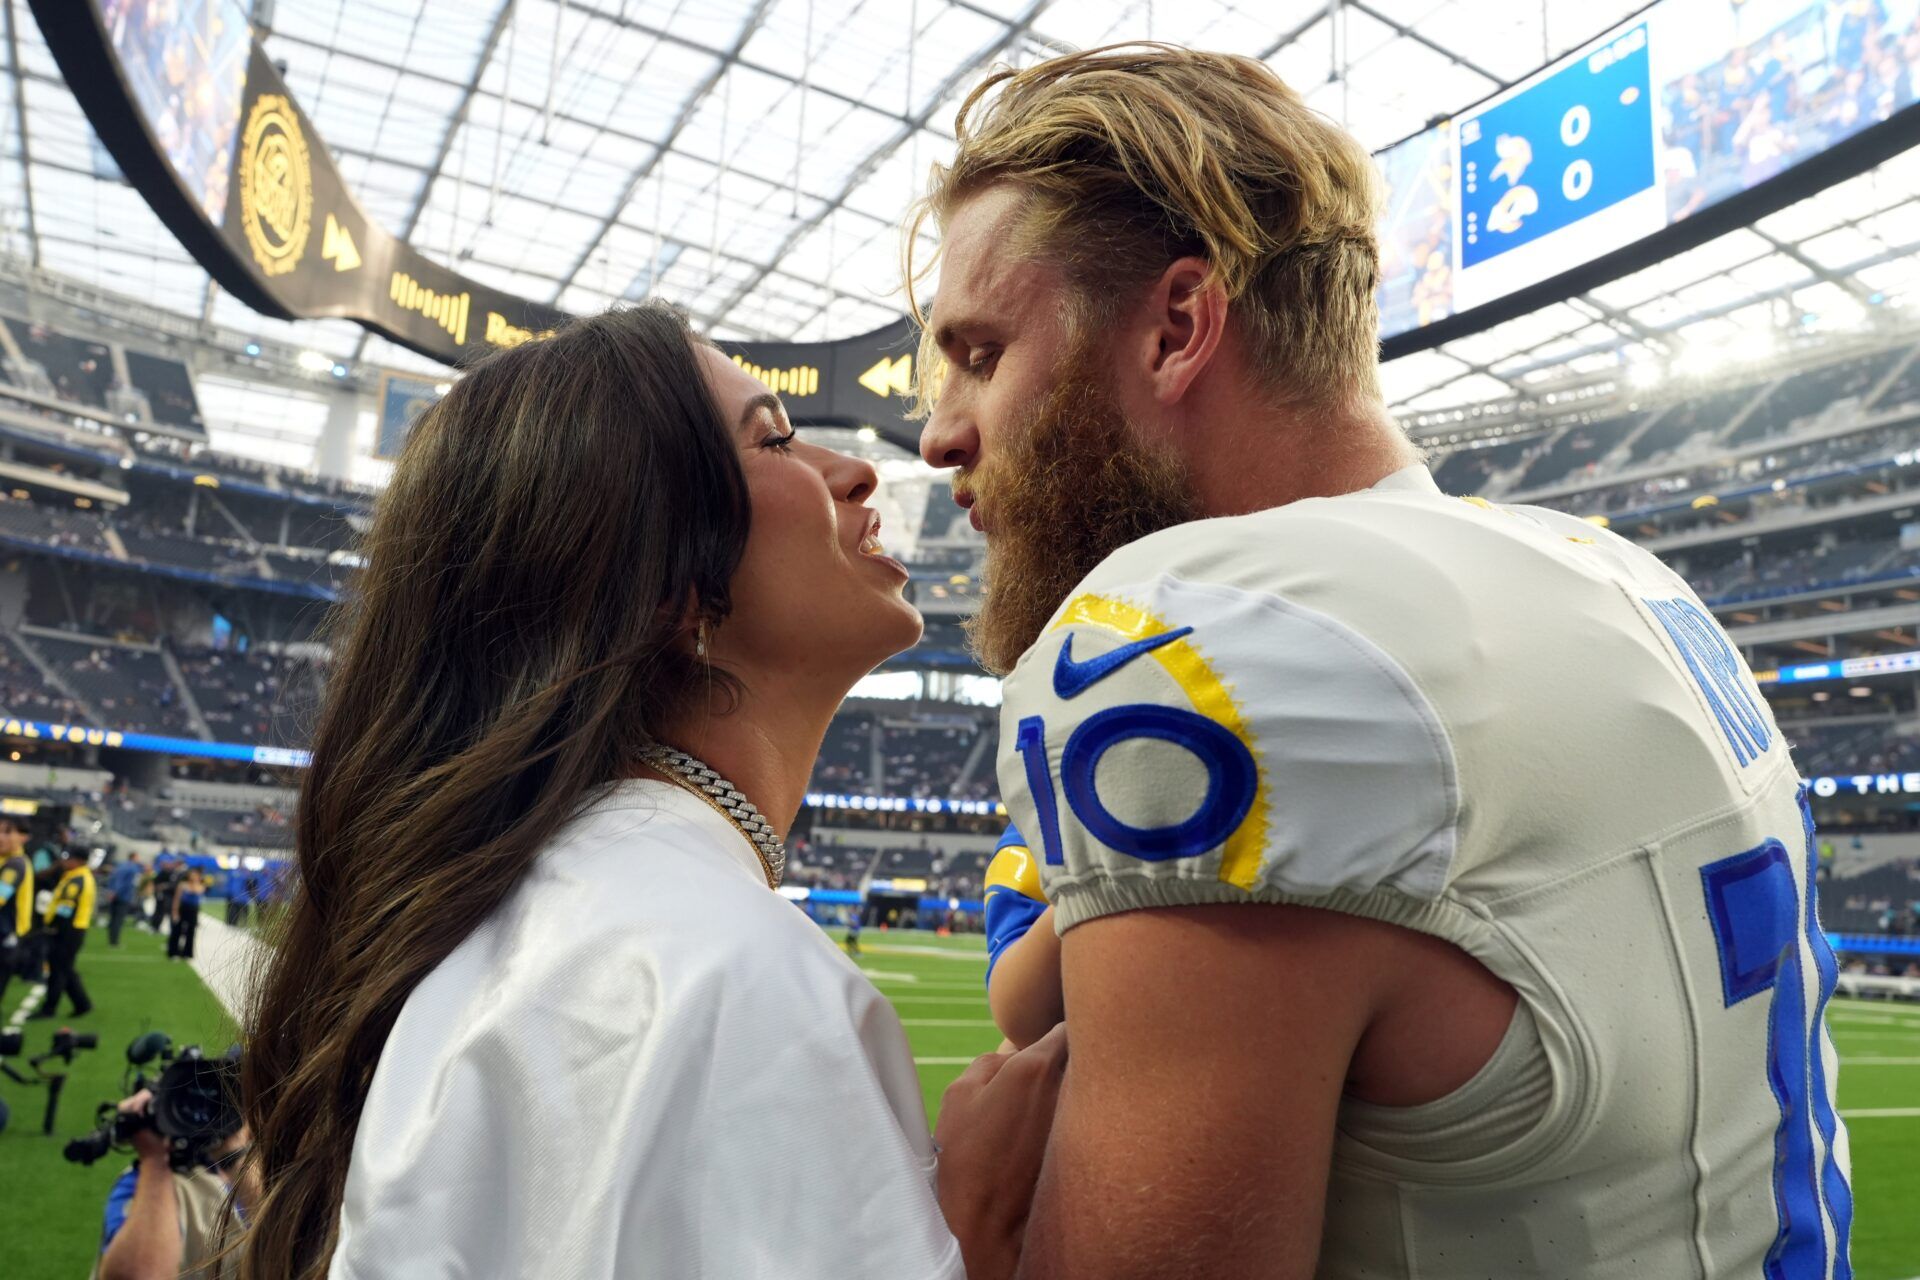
[1457,25,1655,269]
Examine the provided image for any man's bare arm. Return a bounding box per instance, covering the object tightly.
[1014,903,1379,1280]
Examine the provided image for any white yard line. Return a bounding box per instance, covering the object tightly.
[5,981,45,1028]
[853,943,989,963]
[913,1057,982,1066]
[1838,1107,1920,1118]
[898,1018,998,1028]
[885,995,992,1005]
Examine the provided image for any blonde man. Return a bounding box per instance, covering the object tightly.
[920,45,1852,1280]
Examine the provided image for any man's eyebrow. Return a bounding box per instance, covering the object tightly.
[738,392,784,429]
[932,317,990,350]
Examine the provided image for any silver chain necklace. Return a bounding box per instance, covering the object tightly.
[638,743,786,889]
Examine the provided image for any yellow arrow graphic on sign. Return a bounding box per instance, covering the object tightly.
[857,354,913,398]
[322,213,361,272]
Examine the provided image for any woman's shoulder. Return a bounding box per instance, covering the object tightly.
[423,782,865,1017]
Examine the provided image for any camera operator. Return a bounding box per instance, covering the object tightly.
[94,1086,255,1280]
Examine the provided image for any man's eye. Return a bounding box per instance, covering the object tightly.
[969,350,999,377]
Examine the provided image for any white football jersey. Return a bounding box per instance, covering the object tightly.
[997,464,1852,1279]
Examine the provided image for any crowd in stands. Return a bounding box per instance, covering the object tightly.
[1821,857,1920,936]
[42,637,196,738]
[1430,343,1920,513]
[0,636,87,721]
[784,837,995,903]
[176,648,291,744]
[1727,347,1906,445]
[1788,720,1920,777]
[0,492,113,554]
[1685,535,1910,602]
[1539,418,1920,521]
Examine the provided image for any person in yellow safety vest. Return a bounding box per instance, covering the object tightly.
[31,846,95,1020]
[0,816,31,1011]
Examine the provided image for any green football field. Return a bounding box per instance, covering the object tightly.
[1,925,1914,1279]
[841,928,1920,1280]
[0,924,238,1280]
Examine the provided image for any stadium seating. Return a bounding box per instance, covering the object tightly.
[0,494,114,554]
[1431,435,1534,494]
[1788,720,1920,778]
[176,648,286,744]
[1514,413,1644,489]
[1727,347,1908,446]
[0,634,90,722]
[2,318,114,408]
[123,350,206,432]
[30,635,196,738]
[1820,858,1920,934]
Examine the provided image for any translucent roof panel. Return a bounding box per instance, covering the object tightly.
[0,0,1909,416]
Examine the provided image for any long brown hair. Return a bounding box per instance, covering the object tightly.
[237,304,750,1277]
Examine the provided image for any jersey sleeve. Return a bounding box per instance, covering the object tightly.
[982,824,1046,986]
[996,535,1462,933]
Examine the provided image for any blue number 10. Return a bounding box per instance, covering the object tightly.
[1700,791,1851,1279]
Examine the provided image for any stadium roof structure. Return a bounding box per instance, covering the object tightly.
[1,0,1917,435]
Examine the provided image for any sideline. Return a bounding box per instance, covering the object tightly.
[190,914,266,1022]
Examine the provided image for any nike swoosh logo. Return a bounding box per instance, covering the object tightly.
[1053,626,1194,699]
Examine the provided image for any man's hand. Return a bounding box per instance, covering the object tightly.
[118,1089,169,1164]
[934,1023,1067,1280]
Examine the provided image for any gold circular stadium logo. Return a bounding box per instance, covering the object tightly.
[238,95,312,277]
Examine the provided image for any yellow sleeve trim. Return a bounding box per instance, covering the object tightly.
[1050,593,1273,891]
[985,841,1043,899]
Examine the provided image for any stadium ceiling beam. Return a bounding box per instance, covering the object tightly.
[5,0,40,269]
[399,0,515,243]
[704,0,1060,339]
[1342,0,1502,86]
[1258,8,1332,61]
[771,4,1324,340]
[1574,293,1670,350]
[1749,227,1876,303]
[346,0,515,366]
[545,0,780,307]
[942,0,1075,56]
[265,15,933,137]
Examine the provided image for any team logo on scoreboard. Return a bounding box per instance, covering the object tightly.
[238,95,313,277]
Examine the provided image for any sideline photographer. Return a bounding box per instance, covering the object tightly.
[68,1037,253,1280]
[92,1085,253,1280]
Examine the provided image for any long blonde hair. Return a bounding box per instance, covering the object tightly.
[907,43,1384,414]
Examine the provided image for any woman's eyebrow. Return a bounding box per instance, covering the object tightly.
[738,392,783,429]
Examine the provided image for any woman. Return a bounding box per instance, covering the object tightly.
[167,867,203,961]
[239,305,960,1278]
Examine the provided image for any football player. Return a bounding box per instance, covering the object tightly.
[916,45,1852,1280]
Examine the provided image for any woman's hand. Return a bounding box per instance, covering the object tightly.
[934,1023,1068,1280]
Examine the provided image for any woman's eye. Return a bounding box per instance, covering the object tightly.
[761,431,796,452]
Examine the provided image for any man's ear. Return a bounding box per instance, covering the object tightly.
[1136,255,1228,406]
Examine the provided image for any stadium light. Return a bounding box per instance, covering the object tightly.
[434,382,452,396]
[296,349,332,373]
[244,342,261,357]
[857,426,879,442]
[331,364,349,378]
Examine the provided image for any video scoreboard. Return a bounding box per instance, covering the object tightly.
[1376,0,1920,346]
